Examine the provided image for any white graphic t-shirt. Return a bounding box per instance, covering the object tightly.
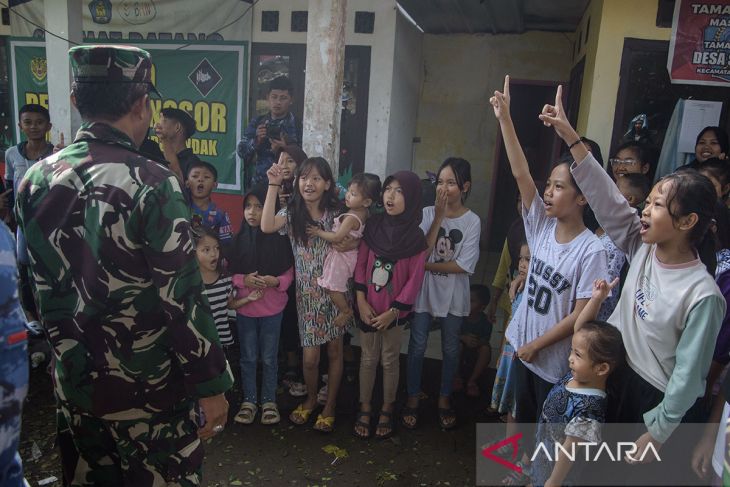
[506,195,608,383]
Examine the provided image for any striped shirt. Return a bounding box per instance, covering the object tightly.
[204,275,234,346]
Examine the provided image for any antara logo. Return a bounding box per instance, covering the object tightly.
[481,433,662,472]
[481,433,524,473]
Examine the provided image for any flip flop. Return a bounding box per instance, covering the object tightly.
[400,405,419,430]
[313,414,335,433]
[352,410,372,439]
[438,407,457,430]
[289,403,314,425]
[375,410,395,440]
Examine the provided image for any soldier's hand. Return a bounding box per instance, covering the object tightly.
[197,393,229,439]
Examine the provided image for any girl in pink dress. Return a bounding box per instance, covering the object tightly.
[307,173,382,327]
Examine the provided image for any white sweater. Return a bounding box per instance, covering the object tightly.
[572,153,725,442]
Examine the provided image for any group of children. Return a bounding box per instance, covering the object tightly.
[484,76,730,486]
[6,74,730,486]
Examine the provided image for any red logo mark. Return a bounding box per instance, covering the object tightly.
[481,433,523,473]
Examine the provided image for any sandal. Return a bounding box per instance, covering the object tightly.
[260,402,280,425]
[352,410,372,439]
[438,407,457,430]
[234,402,257,425]
[289,403,314,425]
[466,382,480,398]
[375,410,395,440]
[400,405,419,430]
[313,414,335,433]
[288,381,307,397]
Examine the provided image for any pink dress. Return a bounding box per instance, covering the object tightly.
[317,213,364,292]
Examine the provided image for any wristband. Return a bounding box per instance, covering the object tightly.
[567,138,582,150]
[269,183,281,187]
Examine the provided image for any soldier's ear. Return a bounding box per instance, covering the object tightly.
[70,92,78,110]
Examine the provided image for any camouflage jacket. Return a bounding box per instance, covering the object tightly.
[15,122,233,420]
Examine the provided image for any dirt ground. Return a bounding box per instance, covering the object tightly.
[19,356,501,487]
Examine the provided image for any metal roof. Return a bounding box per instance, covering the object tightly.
[397,0,590,35]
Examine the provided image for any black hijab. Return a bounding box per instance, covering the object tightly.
[228,184,294,276]
[363,170,427,260]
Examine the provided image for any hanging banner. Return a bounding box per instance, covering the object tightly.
[667,0,730,86]
[8,38,248,193]
[10,0,253,42]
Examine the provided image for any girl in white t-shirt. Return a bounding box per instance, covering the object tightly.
[539,82,725,482]
[402,157,481,430]
[489,76,609,427]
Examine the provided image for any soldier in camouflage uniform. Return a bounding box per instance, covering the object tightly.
[15,45,233,487]
[0,220,29,487]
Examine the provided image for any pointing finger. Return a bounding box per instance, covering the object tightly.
[555,85,564,111]
[503,75,510,98]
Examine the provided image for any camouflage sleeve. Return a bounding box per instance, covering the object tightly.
[139,175,233,398]
[237,117,260,160]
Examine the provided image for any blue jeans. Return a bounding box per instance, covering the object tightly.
[406,312,463,398]
[237,312,283,404]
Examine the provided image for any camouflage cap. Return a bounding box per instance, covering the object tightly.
[69,45,161,98]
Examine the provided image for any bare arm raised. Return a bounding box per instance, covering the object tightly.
[490,75,538,208]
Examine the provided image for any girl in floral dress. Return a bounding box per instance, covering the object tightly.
[261,156,354,433]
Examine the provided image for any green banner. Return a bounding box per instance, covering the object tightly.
[9,38,248,193]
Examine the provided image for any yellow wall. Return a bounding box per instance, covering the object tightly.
[577,0,671,155]
[413,31,574,223]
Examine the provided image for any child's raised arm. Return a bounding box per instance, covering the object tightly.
[307,213,360,244]
[490,75,538,208]
[539,86,643,259]
[261,156,288,234]
[575,278,619,332]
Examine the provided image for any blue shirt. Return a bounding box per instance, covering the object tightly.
[0,220,28,487]
[191,201,233,244]
[237,112,302,186]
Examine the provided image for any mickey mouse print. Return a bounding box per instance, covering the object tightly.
[414,206,482,318]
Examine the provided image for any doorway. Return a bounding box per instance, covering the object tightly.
[486,80,563,253]
[249,43,371,177]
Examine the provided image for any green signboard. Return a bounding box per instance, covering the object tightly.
[9,38,248,193]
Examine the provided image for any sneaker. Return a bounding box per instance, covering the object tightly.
[288,381,307,397]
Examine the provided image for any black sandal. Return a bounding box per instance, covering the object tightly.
[400,405,419,430]
[352,410,372,439]
[438,407,457,430]
[375,410,395,440]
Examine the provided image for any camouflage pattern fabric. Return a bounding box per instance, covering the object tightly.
[15,121,232,485]
[0,220,29,487]
[69,44,161,97]
[58,399,202,487]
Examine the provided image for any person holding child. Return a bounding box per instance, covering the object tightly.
[307,172,381,327]
[352,170,427,439]
[537,79,725,482]
[187,160,233,245]
[228,184,295,425]
[403,157,481,430]
[261,156,355,433]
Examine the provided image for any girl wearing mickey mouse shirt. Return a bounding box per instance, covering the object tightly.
[403,157,482,430]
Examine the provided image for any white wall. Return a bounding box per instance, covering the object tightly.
[385,9,423,176]
[251,0,399,178]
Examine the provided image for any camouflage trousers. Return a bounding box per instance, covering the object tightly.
[57,400,203,487]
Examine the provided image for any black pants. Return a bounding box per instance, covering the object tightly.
[513,358,554,424]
